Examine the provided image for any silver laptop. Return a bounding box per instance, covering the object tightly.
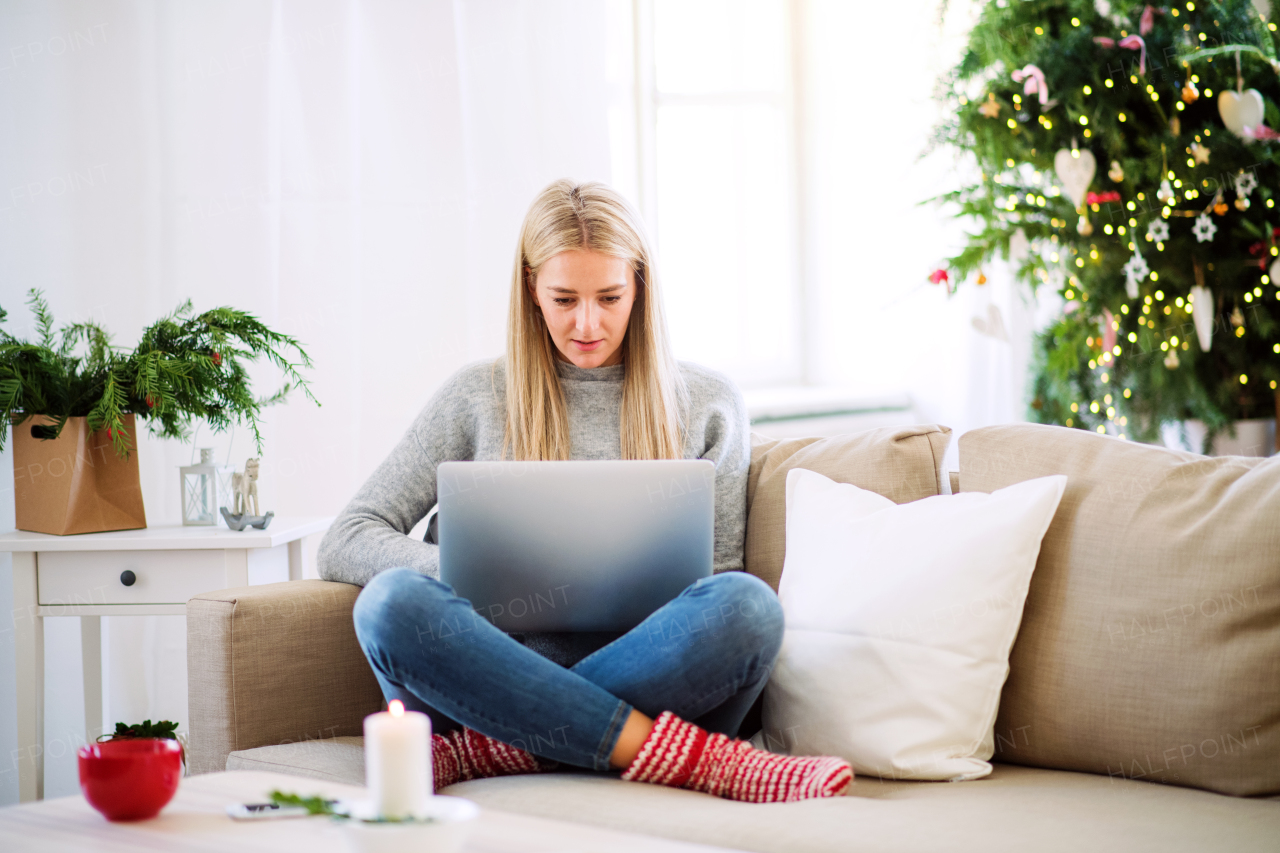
[436,459,714,632]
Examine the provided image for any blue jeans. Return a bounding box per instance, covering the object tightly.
[353,568,783,772]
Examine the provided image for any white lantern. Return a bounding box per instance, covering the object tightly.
[180,448,234,526]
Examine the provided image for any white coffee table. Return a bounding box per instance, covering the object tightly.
[0,770,738,852]
[0,518,332,802]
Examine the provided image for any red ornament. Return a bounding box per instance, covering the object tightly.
[1244,125,1280,141]
[1139,4,1156,36]
[1100,308,1117,354]
[1249,241,1265,256]
[212,352,222,366]
[929,268,950,285]
[146,395,154,408]
[1085,191,1121,205]
[107,428,113,439]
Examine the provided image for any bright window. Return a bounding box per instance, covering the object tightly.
[645,0,803,387]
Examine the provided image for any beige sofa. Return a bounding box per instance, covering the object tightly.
[186,424,1280,852]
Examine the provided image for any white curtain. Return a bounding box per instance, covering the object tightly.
[0,0,617,801]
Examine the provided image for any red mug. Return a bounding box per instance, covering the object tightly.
[78,738,182,821]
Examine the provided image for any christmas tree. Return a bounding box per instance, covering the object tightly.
[933,0,1279,450]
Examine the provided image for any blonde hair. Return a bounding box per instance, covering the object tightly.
[503,179,688,461]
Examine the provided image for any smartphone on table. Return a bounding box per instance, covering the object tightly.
[226,800,335,820]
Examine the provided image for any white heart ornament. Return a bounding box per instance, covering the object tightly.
[1054,148,1097,209]
[1190,285,1214,351]
[1218,89,1265,137]
[971,303,1010,342]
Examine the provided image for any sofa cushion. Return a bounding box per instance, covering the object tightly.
[960,424,1280,797]
[449,765,1280,853]
[227,736,366,784]
[222,740,1280,853]
[745,425,951,590]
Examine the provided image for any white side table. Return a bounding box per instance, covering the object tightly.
[0,517,333,802]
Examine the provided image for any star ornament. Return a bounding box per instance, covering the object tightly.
[1192,212,1218,243]
[1235,171,1258,196]
[1190,143,1210,165]
[979,93,1001,118]
[1146,218,1170,242]
[1123,251,1150,299]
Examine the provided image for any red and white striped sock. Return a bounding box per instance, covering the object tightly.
[620,711,852,803]
[431,728,555,791]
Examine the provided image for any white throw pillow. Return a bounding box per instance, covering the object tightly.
[761,467,1066,782]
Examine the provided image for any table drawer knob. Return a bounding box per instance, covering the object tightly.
[120,570,137,587]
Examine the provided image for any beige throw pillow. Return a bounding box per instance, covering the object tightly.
[960,424,1280,797]
[745,425,951,591]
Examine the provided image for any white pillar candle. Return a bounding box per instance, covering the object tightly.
[364,700,432,819]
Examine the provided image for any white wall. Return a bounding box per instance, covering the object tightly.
[0,0,616,802]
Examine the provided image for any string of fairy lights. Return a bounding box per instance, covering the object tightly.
[949,0,1280,442]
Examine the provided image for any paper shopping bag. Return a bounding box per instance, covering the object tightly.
[13,414,147,535]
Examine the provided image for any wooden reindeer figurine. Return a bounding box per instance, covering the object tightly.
[233,458,260,517]
[221,457,273,530]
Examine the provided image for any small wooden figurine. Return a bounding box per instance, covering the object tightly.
[220,457,273,531]
[233,457,261,516]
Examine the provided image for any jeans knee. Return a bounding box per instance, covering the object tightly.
[353,567,439,646]
[701,572,783,658]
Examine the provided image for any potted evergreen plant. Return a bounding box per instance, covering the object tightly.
[1,290,316,534]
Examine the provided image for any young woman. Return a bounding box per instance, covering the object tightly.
[318,180,851,802]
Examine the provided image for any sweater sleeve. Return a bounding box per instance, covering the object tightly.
[691,371,751,575]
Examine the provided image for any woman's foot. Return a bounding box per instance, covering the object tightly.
[432,728,556,790]
[620,711,852,802]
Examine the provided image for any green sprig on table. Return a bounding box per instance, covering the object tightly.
[269,790,339,816]
[268,790,439,823]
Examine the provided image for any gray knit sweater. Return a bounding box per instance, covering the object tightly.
[317,354,750,667]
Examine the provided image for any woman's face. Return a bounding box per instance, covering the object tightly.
[529,249,636,368]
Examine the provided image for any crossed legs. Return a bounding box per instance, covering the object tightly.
[353,568,783,770]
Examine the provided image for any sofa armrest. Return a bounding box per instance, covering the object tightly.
[186,580,384,775]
